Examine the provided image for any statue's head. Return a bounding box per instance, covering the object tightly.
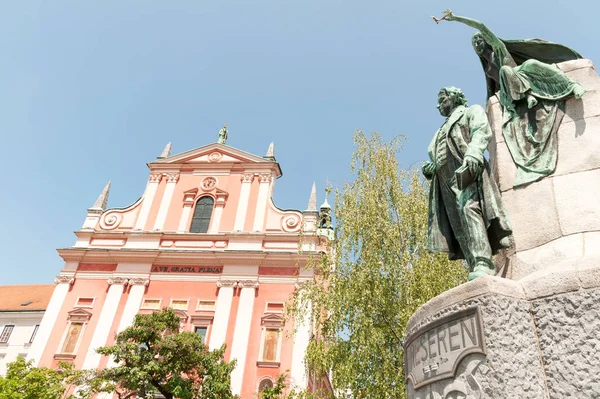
[471,33,488,56]
[437,87,468,117]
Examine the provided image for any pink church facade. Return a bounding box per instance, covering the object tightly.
[27,139,329,398]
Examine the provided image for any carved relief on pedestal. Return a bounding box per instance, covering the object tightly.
[149,173,163,183]
[405,308,486,398]
[54,276,75,285]
[201,177,218,191]
[241,173,255,183]
[407,355,485,399]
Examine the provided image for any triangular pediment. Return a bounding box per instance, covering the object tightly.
[151,143,271,165]
[261,312,285,327]
[67,308,93,321]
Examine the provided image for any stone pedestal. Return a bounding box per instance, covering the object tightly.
[405,273,600,398]
[406,59,600,398]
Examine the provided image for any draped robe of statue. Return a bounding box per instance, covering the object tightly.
[427,104,512,262]
[476,37,584,186]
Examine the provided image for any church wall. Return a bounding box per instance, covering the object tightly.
[40,279,110,369]
[240,283,296,399]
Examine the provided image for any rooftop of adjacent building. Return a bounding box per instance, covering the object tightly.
[0,285,54,312]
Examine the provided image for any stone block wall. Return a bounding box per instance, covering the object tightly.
[488,59,600,280]
[406,273,600,398]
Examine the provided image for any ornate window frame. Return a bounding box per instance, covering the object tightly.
[256,313,284,368]
[54,309,92,359]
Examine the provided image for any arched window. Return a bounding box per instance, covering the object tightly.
[190,196,214,233]
[257,377,274,393]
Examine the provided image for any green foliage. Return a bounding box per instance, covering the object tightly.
[92,308,236,399]
[0,356,90,399]
[259,374,286,399]
[290,131,467,399]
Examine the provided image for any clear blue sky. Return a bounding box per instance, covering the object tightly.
[1,1,598,284]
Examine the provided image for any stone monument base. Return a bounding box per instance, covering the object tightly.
[405,260,600,398]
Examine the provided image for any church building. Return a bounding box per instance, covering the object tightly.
[26,129,331,398]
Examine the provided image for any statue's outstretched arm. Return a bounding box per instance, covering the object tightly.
[445,13,508,56]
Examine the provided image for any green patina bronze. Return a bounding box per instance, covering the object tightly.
[217,123,228,144]
[438,11,585,187]
[423,87,512,280]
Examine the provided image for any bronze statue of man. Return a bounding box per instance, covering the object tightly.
[423,87,512,280]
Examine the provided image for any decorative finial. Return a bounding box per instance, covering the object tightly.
[217,123,228,145]
[90,181,111,211]
[157,142,172,159]
[307,182,317,211]
[320,186,332,210]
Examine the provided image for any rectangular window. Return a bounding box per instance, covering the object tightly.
[265,303,284,313]
[29,325,40,343]
[75,297,95,308]
[0,325,14,343]
[195,326,208,343]
[170,300,189,311]
[61,323,83,354]
[262,329,280,362]
[141,299,161,310]
[196,300,216,311]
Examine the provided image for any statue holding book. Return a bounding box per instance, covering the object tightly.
[423,87,512,280]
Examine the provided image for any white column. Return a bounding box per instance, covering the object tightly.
[27,276,74,366]
[252,173,272,231]
[153,173,179,230]
[116,278,148,333]
[178,203,193,232]
[208,200,225,233]
[105,278,149,369]
[229,280,259,396]
[135,173,163,230]
[233,173,254,231]
[81,278,128,370]
[208,280,236,350]
[290,290,312,390]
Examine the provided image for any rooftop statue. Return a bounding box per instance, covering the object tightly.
[435,10,585,187]
[217,123,228,145]
[423,87,512,280]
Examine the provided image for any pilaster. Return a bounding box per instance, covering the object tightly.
[252,173,272,232]
[208,280,237,351]
[229,280,259,396]
[153,173,180,231]
[233,173,254,231]
[81,278,128,370]
[105,277,149,369]
[290,286,312,390]
[178,189,198,232]
[27,276,75,366]
[135,173,163,230]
